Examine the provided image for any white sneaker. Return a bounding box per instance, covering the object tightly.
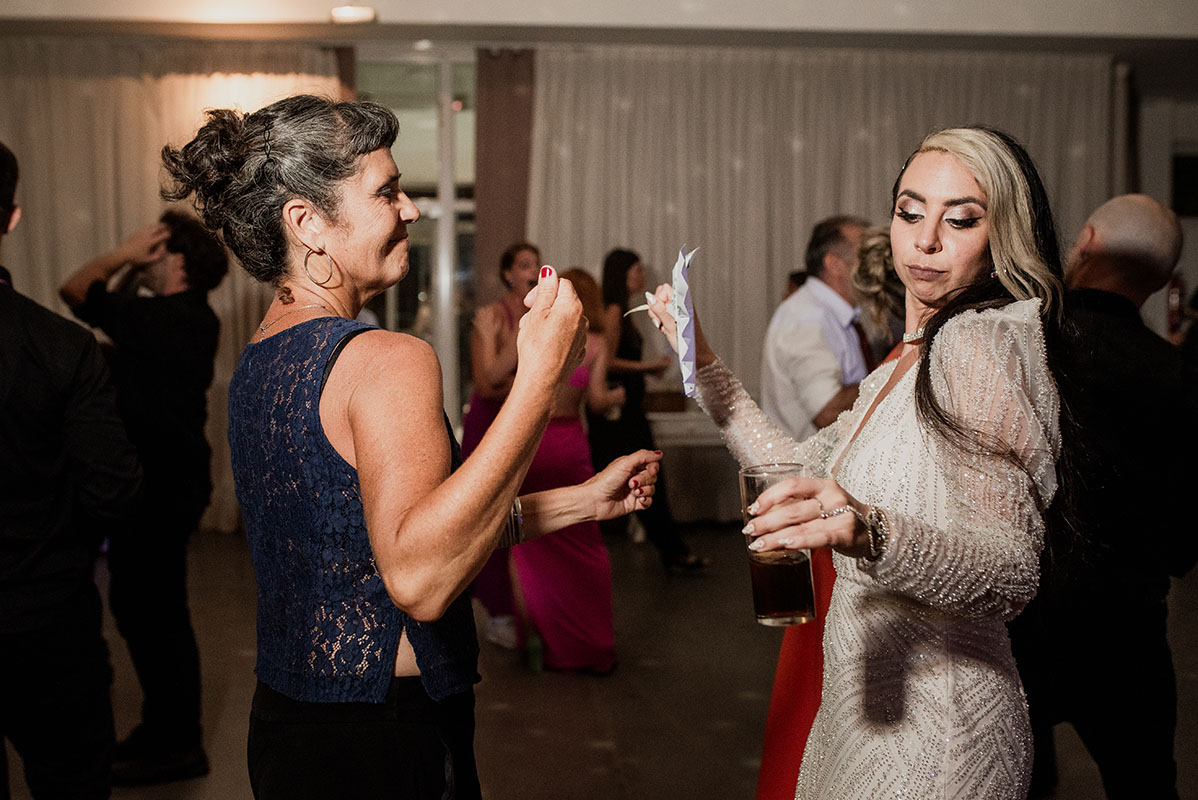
[485,615,518,650]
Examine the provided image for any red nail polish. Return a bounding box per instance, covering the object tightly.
[631,479,639,488]
[540,267,552,278]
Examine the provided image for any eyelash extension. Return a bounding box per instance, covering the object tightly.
[895,209,921,222]
[947,217,982,229]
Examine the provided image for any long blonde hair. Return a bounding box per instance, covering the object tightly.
[908,127,1064,320]
[893,126,1070,503]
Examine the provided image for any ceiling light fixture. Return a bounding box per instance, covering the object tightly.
[330,5,378,24]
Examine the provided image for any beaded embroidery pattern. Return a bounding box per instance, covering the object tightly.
[695,299,1059,799]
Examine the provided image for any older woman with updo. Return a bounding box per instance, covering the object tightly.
[649,126,1077,799]
[162,95,661,799]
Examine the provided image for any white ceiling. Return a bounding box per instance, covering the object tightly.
[5,0,1197,39]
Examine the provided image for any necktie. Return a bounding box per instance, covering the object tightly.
[851,320,877,373]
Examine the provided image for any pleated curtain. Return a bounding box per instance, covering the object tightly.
[0,37,340,532]
[527,46,1121,398]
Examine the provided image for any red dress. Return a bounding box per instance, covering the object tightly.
[755,341,903,800]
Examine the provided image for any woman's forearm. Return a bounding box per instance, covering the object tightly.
[517,485,595,542]
[383,371,554,621]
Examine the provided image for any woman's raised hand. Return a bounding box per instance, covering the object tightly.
[646,284,717,369]
[742,476,873,559]
[517,266,587,389]
[119,222,170,267]
[645,284,679,353]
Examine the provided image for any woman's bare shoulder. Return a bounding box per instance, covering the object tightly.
[335,328,442,389]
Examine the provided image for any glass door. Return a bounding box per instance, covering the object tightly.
[357,50,476,429]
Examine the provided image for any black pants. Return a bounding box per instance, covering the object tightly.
[586,406,690,564]
[248,679,480,800]
[106,504,203,748]
[1012,600,1180,800]
[0,587,114,800]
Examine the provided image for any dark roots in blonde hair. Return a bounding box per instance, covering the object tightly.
[894,126,1082,561]
[161,94,399,285]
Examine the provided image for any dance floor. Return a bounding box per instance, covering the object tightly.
[5,523,1195,799]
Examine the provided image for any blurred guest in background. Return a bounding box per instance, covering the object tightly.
[1,140,141,799]
[760,216,872,442]
[461,241,542,649]
[784,270,807,299]
[60,210,228,785]
[502,268,626,673]
[1182,287,1198,371]
[588,248,709,574]
[851,227,906,364]
[1009,193,1196,800]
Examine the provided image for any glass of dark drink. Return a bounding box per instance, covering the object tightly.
[739,463,817,627]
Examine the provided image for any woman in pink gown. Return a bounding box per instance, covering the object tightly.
[463,243,542,635]
[507,269,625,672]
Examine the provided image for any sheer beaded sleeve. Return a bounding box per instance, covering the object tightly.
[859,299,1060,620]
[693,357,857,476]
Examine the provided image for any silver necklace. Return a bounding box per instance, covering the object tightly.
[258,303,330,337]
[901,327,926,344]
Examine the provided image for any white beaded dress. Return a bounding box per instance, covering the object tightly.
[695,299,1059,799]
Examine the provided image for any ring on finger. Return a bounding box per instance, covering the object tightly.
[820,504,867,527]
[819,504,851,520]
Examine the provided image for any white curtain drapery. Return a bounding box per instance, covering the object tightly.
[527,46,1120,398]
[0,37,340,532]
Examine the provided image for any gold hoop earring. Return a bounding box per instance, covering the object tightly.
[304,248,334,286]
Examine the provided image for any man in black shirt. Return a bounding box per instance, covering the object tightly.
[61,210,227,785]
[1010,194,1196,800]
[1,141,142,798]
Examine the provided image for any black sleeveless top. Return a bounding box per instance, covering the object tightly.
[228,317,479,703]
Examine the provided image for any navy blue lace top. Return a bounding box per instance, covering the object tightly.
[228,317,480,703]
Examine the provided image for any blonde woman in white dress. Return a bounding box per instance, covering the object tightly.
[649,126,1075,799]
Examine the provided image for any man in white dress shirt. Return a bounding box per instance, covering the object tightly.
[761,215,872,441]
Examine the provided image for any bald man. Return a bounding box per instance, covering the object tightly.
[1009,194,1195,800]
[1066,193,1184,303]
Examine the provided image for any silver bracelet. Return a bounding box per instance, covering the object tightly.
[497,496,524,548]
[820,503,888,562]
[862,505,890,562]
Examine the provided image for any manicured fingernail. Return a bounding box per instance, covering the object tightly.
[541,266,552,278]
[748,538,764,551]
[747,502,759,515]
[742,523,755,535]
[778,538,793,547]
[631,479,639,488]
[654,450,662,455]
